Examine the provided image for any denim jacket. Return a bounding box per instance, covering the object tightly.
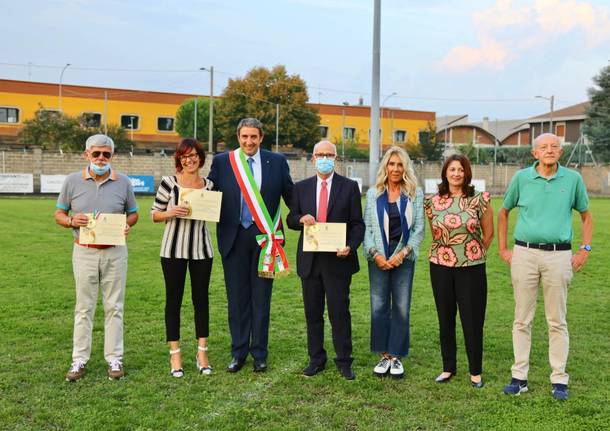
[363,186,425,261]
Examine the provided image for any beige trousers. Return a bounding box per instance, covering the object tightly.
[71,244,128,363]
[510,245,573,384]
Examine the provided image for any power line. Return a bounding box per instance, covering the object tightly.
[3,61,588,105]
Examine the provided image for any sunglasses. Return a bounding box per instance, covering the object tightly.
[91,151,112,159]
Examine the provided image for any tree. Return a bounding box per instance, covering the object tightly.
[216,65,321,151]
[333,136,368,159]
[175,97,223,150]
[419,122,443,161]
[19,106,131,152]
[583,63,610,162]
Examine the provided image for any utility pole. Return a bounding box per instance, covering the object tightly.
[194,97,198,139]
[104,90,108,134]
[58,63,71,112]
[201,66,214,153]
[369,0,381,187]
[275,103,279,152]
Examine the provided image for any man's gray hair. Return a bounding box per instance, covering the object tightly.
[236,118,264,136]
[312,140,337,155]
[86,134,115,153]
[533,133,560,147]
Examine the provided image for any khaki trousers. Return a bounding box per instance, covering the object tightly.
[510,245,573,384]
[71,244,128,363]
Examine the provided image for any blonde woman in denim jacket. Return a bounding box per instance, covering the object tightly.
[363,146,424,378]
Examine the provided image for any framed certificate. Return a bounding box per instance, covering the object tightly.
[178,188,222,222]
[79,213,126,246]
[303,223,347,252]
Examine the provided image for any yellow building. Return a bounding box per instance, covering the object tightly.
[0,79,435,151]
[312,103,435,153]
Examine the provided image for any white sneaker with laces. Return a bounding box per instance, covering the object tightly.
[373,357,391,375]
[390,358,404,378]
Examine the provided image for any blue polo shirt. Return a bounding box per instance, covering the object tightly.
[502,162,588,244]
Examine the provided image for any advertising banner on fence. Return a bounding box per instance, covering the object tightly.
[0,173,34,193]
[129,175,155,193]
[40,174,67,193]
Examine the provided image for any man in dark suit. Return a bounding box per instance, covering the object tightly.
[287,140,364,379]
[207,118,293,372]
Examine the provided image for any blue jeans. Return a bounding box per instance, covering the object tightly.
[369,259,415,357]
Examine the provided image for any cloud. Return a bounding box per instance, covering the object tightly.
[441,37,511,72]
[440,0,610,72]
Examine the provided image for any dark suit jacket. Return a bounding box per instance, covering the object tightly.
[287,173,365,279]
[207,149,293,258]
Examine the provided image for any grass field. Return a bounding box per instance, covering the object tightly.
[1,196,609,430]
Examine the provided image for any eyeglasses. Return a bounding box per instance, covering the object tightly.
[180,153,199,161]
[91,151,112,159]
[314,153,336,159]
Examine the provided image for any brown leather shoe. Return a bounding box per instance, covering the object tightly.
[65,361,86,382]
[107,360,125,380]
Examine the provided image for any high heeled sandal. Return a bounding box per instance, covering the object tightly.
[169,348,184,378]
[196,345,212,375]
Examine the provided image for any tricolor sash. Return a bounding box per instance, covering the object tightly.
[229,148,289,279]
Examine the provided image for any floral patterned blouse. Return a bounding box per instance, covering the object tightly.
[424,191,490,267]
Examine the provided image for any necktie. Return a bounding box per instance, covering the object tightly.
[317,180,328,222]
[240,157,254,228]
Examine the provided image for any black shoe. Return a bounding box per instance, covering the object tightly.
[253,360,267,372]
[227,357,245,373]
[339,366,355,380]
[471,378,484,389]
[435,372,455,383]
[303,362,326,377]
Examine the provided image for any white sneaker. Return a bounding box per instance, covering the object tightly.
[373,357,391,376]
[390,358,404,378]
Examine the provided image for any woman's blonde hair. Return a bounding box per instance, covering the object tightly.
[375,146,418,198]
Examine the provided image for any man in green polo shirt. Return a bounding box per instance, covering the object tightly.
[498,133,593,401]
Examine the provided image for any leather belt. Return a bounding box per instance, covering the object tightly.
[75,239,115,249]
[515,240,571,251]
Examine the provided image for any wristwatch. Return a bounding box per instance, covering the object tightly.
[579,244,592,252]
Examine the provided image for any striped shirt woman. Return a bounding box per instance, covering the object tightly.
[151,138,214,377]
[152,175,214,260]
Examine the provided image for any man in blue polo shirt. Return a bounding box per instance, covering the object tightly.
[54,134,139,382]
[498,133,593,401]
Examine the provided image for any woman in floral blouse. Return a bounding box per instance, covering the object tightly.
[424,154,493,388]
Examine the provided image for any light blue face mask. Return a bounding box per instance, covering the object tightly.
[315,157,335,175]
[89,162,111,176]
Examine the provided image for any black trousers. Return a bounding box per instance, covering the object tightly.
[161,257,213,342]
[301,254,353,368]
[430,262,487,375]
[221,225,273,361]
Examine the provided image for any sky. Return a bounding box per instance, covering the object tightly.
[2,0,610,121]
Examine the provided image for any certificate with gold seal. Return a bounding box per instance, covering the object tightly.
[303,223,346,252]
[79,213,126,246]
[178,188,222,222]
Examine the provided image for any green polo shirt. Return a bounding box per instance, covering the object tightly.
[502,162,588,244]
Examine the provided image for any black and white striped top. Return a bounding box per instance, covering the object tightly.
[151,176,214,260]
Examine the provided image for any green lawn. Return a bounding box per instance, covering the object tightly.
[1,197,609,430]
